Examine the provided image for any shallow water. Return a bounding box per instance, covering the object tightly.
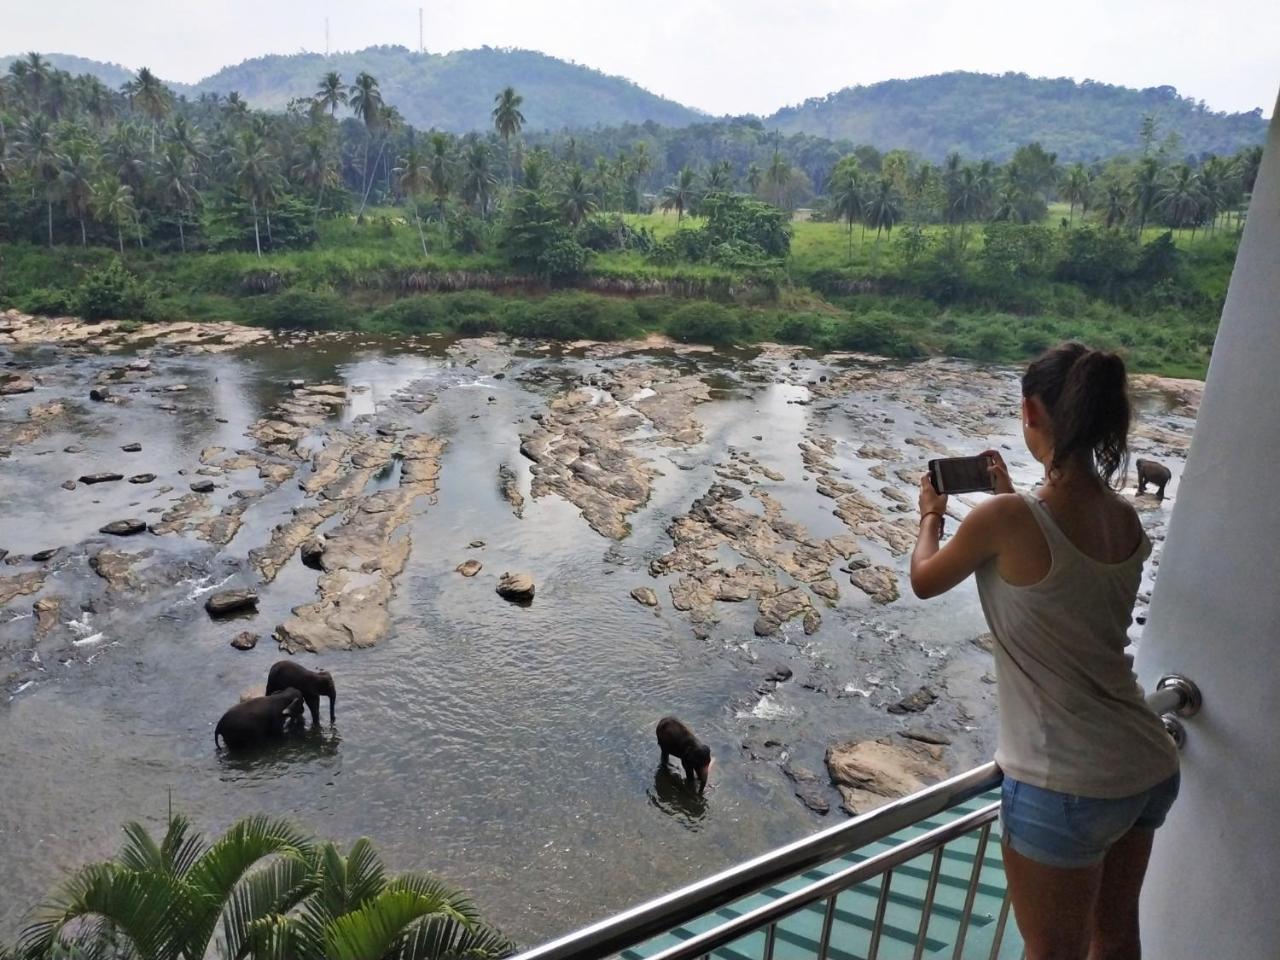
[0,333,1192,942]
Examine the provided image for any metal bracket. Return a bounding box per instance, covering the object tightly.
[1156,674,1203,717]
[1161,715,1187,749]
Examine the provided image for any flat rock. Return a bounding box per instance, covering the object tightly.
[469,539,486,548]
[31,548,59,562]
[900,726,952,746]
[456,559,483,577]
[0,376,35,395]
[794,786,831,816]
[826,738,948,815]
[849,565,900,604]
[630,586,659,607]
[888,686,938,715]
[230,631,259,651]
[189,479,216,493]
[496,572,535,602]
[128,473,156,484]
[205,589,259,617]
[79,472,124,485]
[63,444,85,454]
[99,519,147,536]
[121,442,142,452]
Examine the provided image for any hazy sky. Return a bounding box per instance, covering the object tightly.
[6,0,1279,116]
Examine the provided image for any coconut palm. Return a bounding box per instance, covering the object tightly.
[1101,182,1127,229]
[558,166,597,227]
[1061,163,1092,224]
[660,166,697,224]
[863,176,903,240]
[123,67,169,154]
[705,160,733,194]
[316,71,348,117]
[155,144,199,252]
[108,122,148,194]
[292,133,338,227]
[460,140,497,218]
[766,149,790,208]
[18,113,60,245]
[491,86,525,184]
[57,138,98,246]
[826,160,863,261]
[91,179,136,254]
[349,71,384,218]
[746,162,762,196]
[1157,163,1206,237]
[1129,157,1161,235]
[231,129,279,256]
[426,132,453,216]
[394,138,431,255]
[948,166,984,245]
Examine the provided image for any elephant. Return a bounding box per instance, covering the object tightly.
[215,688,304,750]
[656,716,712,792]
[1136,458,1172,499]
[265,660,336,727]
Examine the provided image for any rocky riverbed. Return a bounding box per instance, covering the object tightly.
[0,309,1198,942]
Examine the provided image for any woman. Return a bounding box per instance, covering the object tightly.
[910,342,1179,959]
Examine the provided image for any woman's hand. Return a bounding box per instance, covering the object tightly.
[982,449,1015,495]
[919,473,948,518]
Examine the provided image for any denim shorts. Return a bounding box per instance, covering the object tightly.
[1000,771,1180,869]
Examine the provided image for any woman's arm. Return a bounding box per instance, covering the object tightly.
[910,477,1007,599]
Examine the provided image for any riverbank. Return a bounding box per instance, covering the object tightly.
[0,310,1198,942]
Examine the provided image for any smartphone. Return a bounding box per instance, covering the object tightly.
[929,455,996,495]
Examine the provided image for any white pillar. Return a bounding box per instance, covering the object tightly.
[1135,90,1280,956]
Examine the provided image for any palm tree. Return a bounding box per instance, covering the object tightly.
[292,133,337,227]
[766,149,790,208]
[426,133,453,217]
[18,114,59,246]
[108,122,148,193]
[948,166,984,245]
[1157,163,1206,238]
[826,161,863,262]
[628,140,653,210]
[1129,157,1161,235]
[91,178,137,253]
[349,71,384,218]
[17,812,515,960]
[590,157,612,211]
[491,86,525,184]
[558,166,597,227]
[316,71,347,117]
[155,144,199,251]
[1101,182,1127,229]
[1061,163,1092,224]
[746,162,762,196]
[57,139,97,246]
[123,67,169,155]
[660,166,697,224]
[863,176,902,240]
[460,140,497,218]
[705,160,733,194]
[394,138,431,255]
[231,129,278,256]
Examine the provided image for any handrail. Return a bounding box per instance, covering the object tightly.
[512,675,1200,960]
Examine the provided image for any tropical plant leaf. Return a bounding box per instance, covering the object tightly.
[219,855,315,960]
[324,890,452,960]
[393,916,517,960]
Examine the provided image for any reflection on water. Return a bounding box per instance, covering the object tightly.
[216,725,344,779]
[647,766,709,827]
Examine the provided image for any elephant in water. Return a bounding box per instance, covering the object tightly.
[215,688,304,750]
[1136,458,1172,499]
[266,659,336,727]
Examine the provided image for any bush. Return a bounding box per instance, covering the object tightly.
[245,289,346,330]
[71,260,155,321]
[15,286,72,315]
[831,309,925,357]
[774,312,829,346]
[665,302,746,345]
[501,294,640,341]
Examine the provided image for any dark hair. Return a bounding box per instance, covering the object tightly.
[1022,341,1130,487]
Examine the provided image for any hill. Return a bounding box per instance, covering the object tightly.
[184,45,702,132]
[765,71,1269,161]
[0,52,166,94]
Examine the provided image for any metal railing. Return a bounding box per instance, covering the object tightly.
[514,675,1201,960]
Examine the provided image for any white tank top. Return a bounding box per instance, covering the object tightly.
[974,492,1179,797]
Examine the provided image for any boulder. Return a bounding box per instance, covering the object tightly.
[99,519,147,536]
[900,727,952,746]
[89,387,110,402]
[189,479,216,493]
[60,480,77,490]
[121,442,142,453]
[300,538,326,570]
[456,559,483,577]
[849,565,900,604]
[496,572,535,602]
[63,444,85,454]
[230,631,259,651]
[205,589,259,617]
[79,472,124,485]
[127,358,152,372]
[630,586,659,607]
[31,548,59,562]
[128,473,156,484]
[826,738,948,815]
[0,376,35,395]
[888,686,938,715]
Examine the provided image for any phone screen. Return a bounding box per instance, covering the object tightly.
[930,456,995,495]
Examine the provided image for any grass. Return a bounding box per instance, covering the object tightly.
[0,205,1239,378]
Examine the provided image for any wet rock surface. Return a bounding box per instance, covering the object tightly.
[496,572,536,602]
[205,589,259,617]
[826,738,949,815]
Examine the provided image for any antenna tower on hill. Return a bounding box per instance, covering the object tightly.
[419,8,424,54]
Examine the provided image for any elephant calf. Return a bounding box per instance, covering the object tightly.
[215,688,304,750]
[656,716,712,793]
[1136,458,1172,499]
[265,660,336,727]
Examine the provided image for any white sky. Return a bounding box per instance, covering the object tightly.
[6,0,1279,116]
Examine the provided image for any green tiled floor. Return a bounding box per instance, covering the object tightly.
[621,792,1025,960]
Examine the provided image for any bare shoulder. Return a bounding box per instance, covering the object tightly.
[966,493,1030,524]
[1106,490,1145,539]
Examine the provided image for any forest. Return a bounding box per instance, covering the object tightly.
[0,53,1263,376]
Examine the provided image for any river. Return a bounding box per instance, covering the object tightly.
[0,314,1196,943]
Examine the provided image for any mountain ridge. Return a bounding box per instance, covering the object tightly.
[1,48,1267,160]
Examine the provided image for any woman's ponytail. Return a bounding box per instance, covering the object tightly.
[1022,342,1131,487]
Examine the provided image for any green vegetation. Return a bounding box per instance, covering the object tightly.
[0,53,1257,377]
[6,811,513,960]
[767,71,1268,161]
